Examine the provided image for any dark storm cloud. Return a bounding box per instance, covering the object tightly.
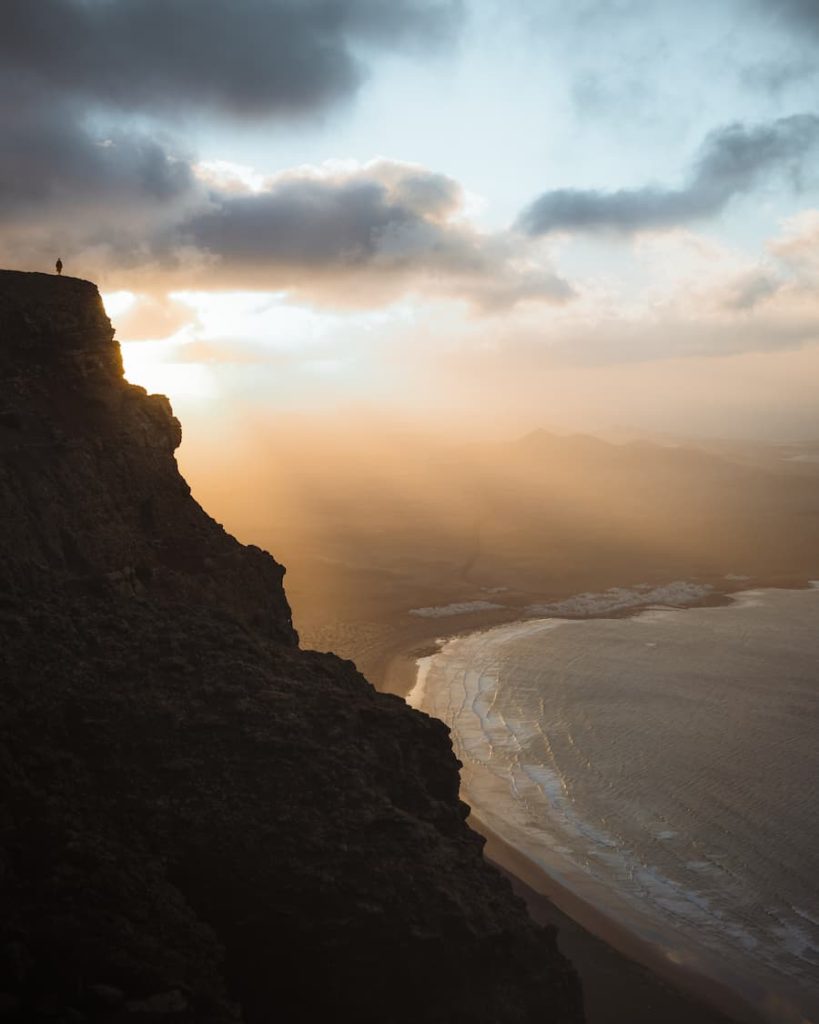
[2,0,462,117]
[0,0,464,266]
[185,173,455,267]
[0,0,560,309]
[761,0,819,35]
[740,1,819,97]
[518,115,819,236]
[0,0,462,218]
[0,98,193,218]
[171,163,573,307]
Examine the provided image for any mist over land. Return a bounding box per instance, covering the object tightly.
[174,417,819,684]
[173,410,819,1022]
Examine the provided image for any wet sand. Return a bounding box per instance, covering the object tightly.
[478,818,765,1024]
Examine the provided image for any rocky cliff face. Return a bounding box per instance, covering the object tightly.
[0,272,295,645]
[0,271,583,1023]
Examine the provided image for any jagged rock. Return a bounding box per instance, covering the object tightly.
[0,271,583,1023]
[0,271,295,646]
[0,994,22,1017]
[126,990,188,1014]
[86,985,125,1009]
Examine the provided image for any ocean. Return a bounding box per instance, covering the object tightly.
[408,587,819,1023]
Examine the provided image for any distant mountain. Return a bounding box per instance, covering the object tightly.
[247,418,819,660]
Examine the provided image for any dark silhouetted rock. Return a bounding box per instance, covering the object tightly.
[0,271,583,1023]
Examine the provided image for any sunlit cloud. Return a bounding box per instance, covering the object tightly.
[105,206,819,444]
[193,160,267,194]
[4,0,819,443]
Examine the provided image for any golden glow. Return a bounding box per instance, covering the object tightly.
[101,290,137,319]
[121,341,216,400]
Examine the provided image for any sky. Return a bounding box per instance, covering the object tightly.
[3,0,819,441]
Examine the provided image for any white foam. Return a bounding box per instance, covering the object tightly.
[405,655,434,709]
[408,600,505,618]
[525,580,713,617]
[410,587,819,1023]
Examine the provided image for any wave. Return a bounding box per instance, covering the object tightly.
[409,588,819,1024]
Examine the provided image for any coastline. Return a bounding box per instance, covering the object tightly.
[374,577,819,1024]
[379,574,818,701]
[476,816,765,1024]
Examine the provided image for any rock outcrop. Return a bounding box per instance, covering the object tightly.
[0,271,583,1023]
[0,272,295,645]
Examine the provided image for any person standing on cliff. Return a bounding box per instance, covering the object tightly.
[55,258,63,276]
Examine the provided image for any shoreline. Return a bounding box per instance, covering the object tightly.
[475,815,766,1024]
[376,577,819,1024]
[380,575,818,700]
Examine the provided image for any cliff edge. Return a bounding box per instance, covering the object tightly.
[0,272,295,645]
[0,271,583,1023]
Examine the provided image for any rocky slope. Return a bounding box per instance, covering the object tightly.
[0,271,583,1023]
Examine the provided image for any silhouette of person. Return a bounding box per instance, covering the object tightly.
[56,258,63,276]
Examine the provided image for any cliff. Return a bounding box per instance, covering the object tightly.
[0,273,295,645]
[0,272,583,1023]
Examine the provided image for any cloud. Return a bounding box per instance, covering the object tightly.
[720,271,782,311]
[0,98,194,222]
[761,0,819,36]
[740,57,818,96]
[1,0,462,118]
[445,216,819,371]
[0,0,462,233]
[736,2,819,100]
[185,166,457,269]
[517,116,819,236]
[4,3,552,310]
[769,209,819,280]
[170,161,573,308]
[0,112,572,309]
[113,214,819,452]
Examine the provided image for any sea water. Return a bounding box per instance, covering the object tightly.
[409,588,819,1023]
